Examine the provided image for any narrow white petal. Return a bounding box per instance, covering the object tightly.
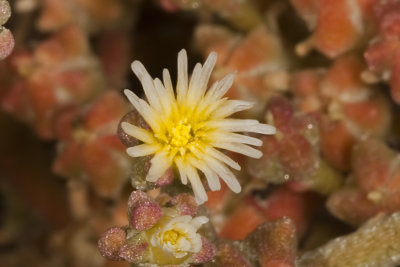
[212,100,254,118]
[146,151,172,182]
[162,68,175,100]
[211,132,263,146]
[187,145,205,160]
[206,80,219,95]
[194,80,220,115]
[121,122,154,143]
[124,89,145,113]
[212,142,263,158]
[205,119,259,132]
[175,158,188,185]
[247,123,276,135]
[202,168,221,191]
[131,61,162,110]
[124,89,161,132]
[204,147,241,170]
[153,78,173,115]
[205,72,235,100]
[189,146,239,191]
[177,49,188,103]
[206,119,275,135]
[186,165,208,204]
[187,63,202,102]
[203,156,241,193]
[187,156,221,191]
[199,98,227,118]
[187,52,217,103]
[218,169,241,194]
[126,144,159,157]
[198,52,217,92]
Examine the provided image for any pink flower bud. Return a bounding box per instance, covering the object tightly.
[98,227,126,261]
[127,190,162,231]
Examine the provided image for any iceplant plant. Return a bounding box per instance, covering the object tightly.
[122,49,276,203]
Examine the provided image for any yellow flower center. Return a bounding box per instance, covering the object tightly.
[154,114,208,157]
[170,123,192,148]
[163,229,181,245]
[162,117,201,156]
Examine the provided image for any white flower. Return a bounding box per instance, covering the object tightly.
[122,49,276,203]
[150,215,208,258]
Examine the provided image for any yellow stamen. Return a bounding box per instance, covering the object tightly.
[170,123,192,147]
[163,230,181,245]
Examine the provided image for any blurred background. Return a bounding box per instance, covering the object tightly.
[1,0,400,266]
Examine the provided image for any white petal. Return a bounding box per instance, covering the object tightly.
[175,157,188,185]
[204,147,241,170]
[187,63,202,102]
[187,52,217,103]
[121,122,154,143]
[191,216,209,229]
[203,156,241,193]
[198,52,217,92]
[176,238,191,252]
[203,168,221,191]
[126,144,159,157]
[247,123,276,135]
[205,72,235,100]
[206,119,275,134]
[177,49,188,103]
[131,61,162,111]
[162,68,175,100]
[205,80,219,96]
[146,151,172,182]
[124,89,161,132]
[193,81,220,115]
[187,156,221,191]
[211,132,263,146]
[212,142,263,158]
[212,100,254,118]
[185,165,208,204]
[153,78,173,115]
[191,235,202,252]
[198,98,227,118]
[205,119,258,132]
[189,146,240,193]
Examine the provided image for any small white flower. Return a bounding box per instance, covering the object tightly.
[150,215,209,258]
[123,49,276,203]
